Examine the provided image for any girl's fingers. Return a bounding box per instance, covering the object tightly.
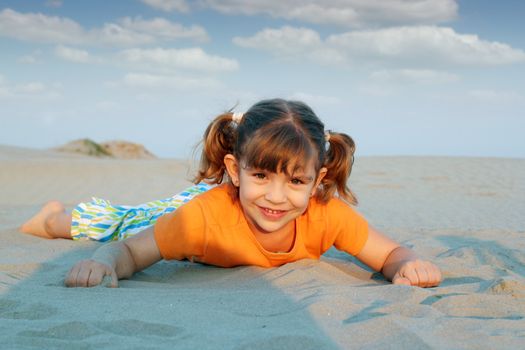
[87,268,104,287]
[107,268,119,288]
[85,263,116,287]
[392,273,411,286]
[393,260,442,288]
[65,260,118,288]
[400,261,420,286]
[67,263,88,287]
[417,261,441,287]
[76,265,91,287]
[98,267,119,288]
[427,263,442,287]
[65,264,81,287]
[415,261,430,287]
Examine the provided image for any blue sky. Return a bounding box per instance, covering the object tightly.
[1,0,524,158]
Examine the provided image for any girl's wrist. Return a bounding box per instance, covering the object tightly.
[381,246,418,281]
[91,242,121,270]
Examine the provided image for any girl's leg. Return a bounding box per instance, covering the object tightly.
[19,201,72,239]
[21,183,213,241]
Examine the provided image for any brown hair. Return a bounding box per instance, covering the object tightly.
[194,98,357,205]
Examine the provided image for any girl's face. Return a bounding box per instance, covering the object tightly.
[225,155,326,236]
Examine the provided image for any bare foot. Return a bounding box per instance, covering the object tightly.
[19,201,66,239]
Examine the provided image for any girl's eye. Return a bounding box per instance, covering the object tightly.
[291,178,304,185]
[254,173,266,179]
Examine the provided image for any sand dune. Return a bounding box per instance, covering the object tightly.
[0,145,524,349]
[53,139,157,159]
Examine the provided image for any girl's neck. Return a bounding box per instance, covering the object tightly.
[250,220,296,253]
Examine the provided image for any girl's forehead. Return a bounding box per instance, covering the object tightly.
[241,157,317,175]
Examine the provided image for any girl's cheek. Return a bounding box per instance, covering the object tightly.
[292,193,311,208]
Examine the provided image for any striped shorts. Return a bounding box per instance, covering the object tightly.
[70,183,212,241]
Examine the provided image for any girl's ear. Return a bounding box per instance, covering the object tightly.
[312,167,328,196]
[224,154,240,187]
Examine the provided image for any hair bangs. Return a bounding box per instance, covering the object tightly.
[239,122,316,176]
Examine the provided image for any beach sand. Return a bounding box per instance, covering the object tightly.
[1,145,524,349]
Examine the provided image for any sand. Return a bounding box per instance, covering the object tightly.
[0,145,524,349]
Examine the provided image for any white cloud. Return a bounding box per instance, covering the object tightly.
[141,0,190,13]
[119,48,239,72]
[288,92,341,105]
[327,26,525,66]
[55,45,101,64]
[18,54,39,64]
[118,17,208,42]
[468,89,522,103]
[93,23,155,46]
[199,0,458,27]
[120,72,221,90]
[233,26,321,55]
[358,85,394,97]
[0,8,85,45]
[233,26,345,65]
[234,25,525,67]
[141,0,458,27]
[0,74,61,99]
[16,82,46,94]
[45,0,63,8]
[370,69,459,84]
[0,8,207,46]
[95,100,121,112]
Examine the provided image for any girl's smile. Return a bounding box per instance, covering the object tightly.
[257,205,288,220]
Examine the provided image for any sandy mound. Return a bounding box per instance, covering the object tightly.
[100,140,156,159]
[54,139,112,157]
[54,139,156,159]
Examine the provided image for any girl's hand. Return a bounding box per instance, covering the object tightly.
[64,227,161,288]
[355,226,442,288]
[392,259,442,288]
[65,259,118,288]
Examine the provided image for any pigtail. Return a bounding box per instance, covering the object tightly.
[320,131,358,205]
[193,112,237,184]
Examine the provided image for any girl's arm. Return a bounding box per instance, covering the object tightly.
[355,226,442,287]
[65,226,161,287]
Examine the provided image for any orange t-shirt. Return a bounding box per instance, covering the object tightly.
[154,184,369,267]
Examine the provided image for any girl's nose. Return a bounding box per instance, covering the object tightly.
[264,183,287,203]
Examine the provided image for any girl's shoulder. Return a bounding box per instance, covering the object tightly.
[197,183,235,203]
[306,196,361,220]
[309,195,354,209]
[191,183,242,220]
[157,184,238,231]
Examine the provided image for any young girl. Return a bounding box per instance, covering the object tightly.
[21,98,442,288]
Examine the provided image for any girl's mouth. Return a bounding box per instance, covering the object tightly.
[258,206,288,220]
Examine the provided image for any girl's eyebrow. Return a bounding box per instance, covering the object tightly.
[292,174,314,181]
[243,165,314,180]
[244,166,263,171]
